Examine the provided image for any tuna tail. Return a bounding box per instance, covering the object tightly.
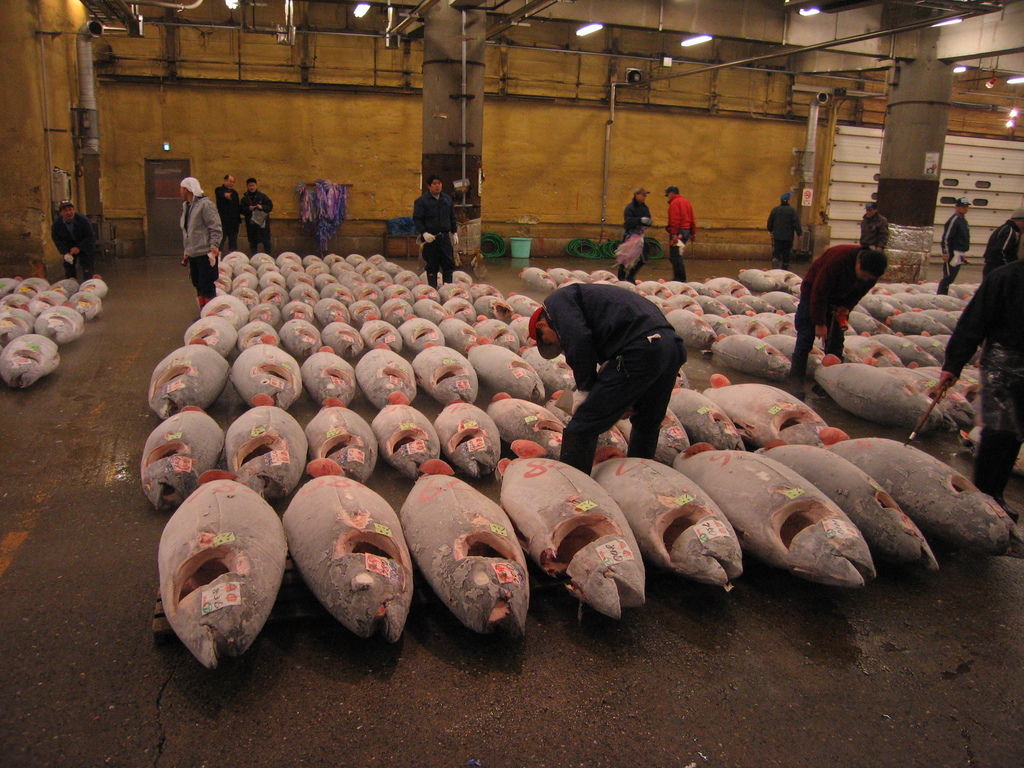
[308,458,345,477]
[419,459,454,476]
[683,442,717,458]
[199,469,237,484]
[322,397,346,408]
[511,439,547,458]
[387,391,411,406]
[821,354,842,367]
[709,373,731,388]
[251,393,274,407]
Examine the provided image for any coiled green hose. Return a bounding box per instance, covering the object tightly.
[481,232,507,258]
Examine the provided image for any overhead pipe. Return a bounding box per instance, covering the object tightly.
[387,0,441,39]
[129,0,204,9]
[486,0,559,40]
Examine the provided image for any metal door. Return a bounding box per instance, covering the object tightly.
[145,158,191,256]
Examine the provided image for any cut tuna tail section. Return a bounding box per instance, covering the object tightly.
[511,439,548,458]
[307,458,345,477]
[419,459,454,476]
[387,391,410,406]
[199,469,237,484]
[709,374,731,388]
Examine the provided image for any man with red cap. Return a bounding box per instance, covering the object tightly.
[529,283,685,473]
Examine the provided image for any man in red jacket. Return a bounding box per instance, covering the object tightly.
[665,186,696,282]
[787,244,887,397]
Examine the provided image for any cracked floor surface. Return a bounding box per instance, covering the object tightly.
[0,254,1022,768]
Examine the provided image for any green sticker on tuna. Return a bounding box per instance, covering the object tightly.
[490,523,508,537]
[373,522,393,537]
[399,422,416,431]
[575,499,597,512]
[674,493,695,506]
[781,487,806,500]
[326,427,342,438]
[524,414,539,423]
[768,405,782,414]
[166,431,182,441]
[442,358,455,365]
[27,343,40,352]
[696,406,711,415]
[755,343,766,351]
[212,531,236,546]
[250,425,267,437]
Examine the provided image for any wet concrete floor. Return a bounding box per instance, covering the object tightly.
[1,253,1022,768]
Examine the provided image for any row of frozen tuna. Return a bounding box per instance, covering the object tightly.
[159,431,1021,668]
[0,276,108,388]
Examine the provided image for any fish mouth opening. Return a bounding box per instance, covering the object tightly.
[773,500,831,549]
[547,515,621,575]
[151,365,192,398]
[323,368,351,387]
[777,414,811,432]
[434,365,466,385]
[335,531,405,584]
[235,435,283,470]
[388,429,427,454]
[947,474,974,494]
[448,428,486,454]
[144,440,188,468]
[531,418,564,436]
[456,531,521,562]
[412,327,438,342]
[173,545,238,607]
[381,365,409,384]
[660,507,705,550]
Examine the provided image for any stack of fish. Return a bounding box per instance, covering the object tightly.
[0,274,110,388]
[144,250,1020,669]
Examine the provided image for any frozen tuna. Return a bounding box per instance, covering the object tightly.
[355,348,417,409]
[304,403,378,483]
[141,407,225,511]
[401,470,530,636]
[592,457,742,586]
[230,343,302,410]
[149,343,229,418]
[499,457,645,618]
[398,317,445,354]
[224,404,308,499]
[278,318,322,360]
[300,348,357,407]
[321,322,366,360]
[434,402,502,478]
[201,295,249,330]
[521,347,575,394]
[283,464,413,641]
[711,335,790,381]
[830,438,1024,557]
[487,394,564,458]
[468,344,545,402]
[440,317,479,354]
[158,475,287,668]
[371,398,441,479]
[675,449,876,587]
[183,316,237,358]
[412,345,478,404]
[765,444,938,570]
[33,306,84,345]
[0,333,60,388]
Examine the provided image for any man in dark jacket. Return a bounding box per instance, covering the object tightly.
[937,197,971,295]
[50,201,95,281]
[241,177,273,254]
[931,258,1024,520]
[981,207,1024,279]
[528,284,686,473]
[859,202,889,250]
[214,174,242,252]
[766,192,802,270]
[412,174,459,289]
[619,188,652,283]
[787,245,887,395]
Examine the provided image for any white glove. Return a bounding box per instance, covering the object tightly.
[422,232,436,244]
[63,253,74,264]
[640,216,652,226]
[451,232,459,248]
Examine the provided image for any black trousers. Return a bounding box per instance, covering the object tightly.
[221,221,239,252]
[63,251,95,281]
[188,254,219,299]
[937,259,961,295]
[246,221,272,254]
[771,238,793,270]
[559,332,685,473]
[974,428,1021,508]
[789,295,845,383]
[667,229,690,282]
[423,236,455,289]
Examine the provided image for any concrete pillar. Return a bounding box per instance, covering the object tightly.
[878,31,953,224]
[421,3,485,222]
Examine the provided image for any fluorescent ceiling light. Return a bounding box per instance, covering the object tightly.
[931,17,962,27]
[953,65,967,73]
[224,0,238,8]
[799,8,821,16]
[1007,120,1016,129]
[1008,76,1024,85]
[681,34,713,47]
[354,3,370,17]
[1010,108,1020,118]
[576,23,603,36]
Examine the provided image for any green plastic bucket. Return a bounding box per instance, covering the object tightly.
[509,237,532,260]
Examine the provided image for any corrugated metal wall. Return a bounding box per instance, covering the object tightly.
[828,126,1024,253]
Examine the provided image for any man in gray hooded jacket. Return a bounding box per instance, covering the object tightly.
[179,177,222,308]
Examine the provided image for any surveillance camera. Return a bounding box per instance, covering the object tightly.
[815,91,831,105]
[625,68,643,85]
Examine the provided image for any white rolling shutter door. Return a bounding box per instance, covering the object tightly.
[828,126,1024,254]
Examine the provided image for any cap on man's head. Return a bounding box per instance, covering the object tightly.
[664,185,680,196]
[529,306,561,359]
[634,187,650,196]
[955,197,971,207]
[781,192,792,203]
[246,177,257,185]
[1010,207,1024,220]
[865,201,877,211]
[58,200,74,211]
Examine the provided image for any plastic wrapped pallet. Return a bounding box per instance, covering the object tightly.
[884,225,933,282]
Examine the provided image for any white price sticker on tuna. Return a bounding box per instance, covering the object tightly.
[595,539,635,567]
[695,519,730,543]
[822,519,857,539]
[201,582,242,615]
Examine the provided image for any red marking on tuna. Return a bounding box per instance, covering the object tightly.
[522,459,549,478]
[260,334,278,345]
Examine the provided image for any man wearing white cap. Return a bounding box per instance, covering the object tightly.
[938,197,971,295]
[179,177,222,309]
